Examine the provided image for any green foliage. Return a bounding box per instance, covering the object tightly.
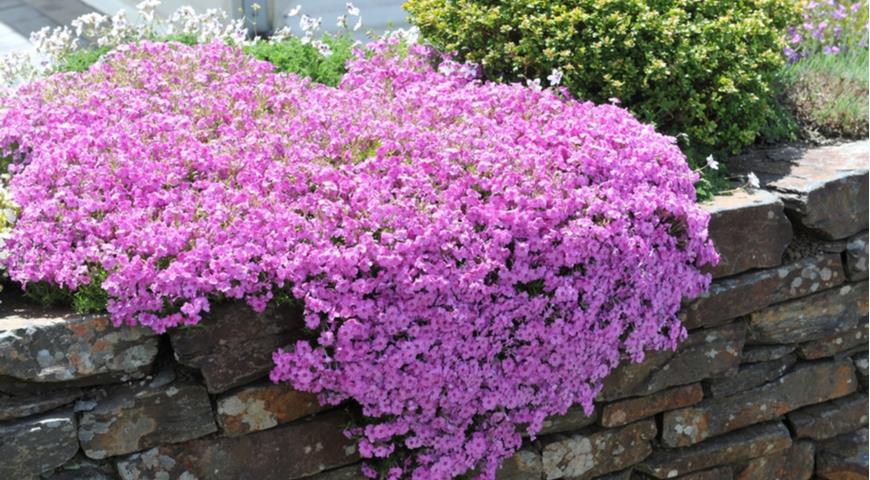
[778,48,869,139]
[405,0,801,156]
[55,45,112,73]
[243,34,354,86]
[23,266,108,314]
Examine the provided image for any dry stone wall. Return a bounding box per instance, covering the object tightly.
[0,141,867,480]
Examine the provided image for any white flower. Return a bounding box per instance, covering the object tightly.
[547,68,563,86]
[300,15,321,34]
[314,40,332,57]
[747,172,760,190]
[136,0,161,23]
[346,2,361,16]
[250,2,261,12]
[286,5,302,17]
[526,78,543,92]
[705,154,719,171]
[337,14,348,29]
[353,16,363,32]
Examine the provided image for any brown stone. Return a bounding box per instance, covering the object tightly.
[703,189,792,278]
[747,282,867,344]
[0,388,82,421]
[216,380,326,436]
[735,441,814,480]
[637,422,792,479]
[600,323,745,400]
[728,141,869,240]
[593,469,632,479]
[539,405,597,436]
[845,233,868,280]
[542,420,657,480]
[170,302,306,393]
[798,322,868,359]
[815,428,869,480]
[740,345,795,364]
[600,384,703,428]
[788,393,869,440]
[705,354,796,398]
[0,304,158,391]
[0,409,79,479]
[79,373,217,459]
[684,254,845,329]
[116,410,359,480]
[497,449,543,480]
[854,352,868,387]
[308,465,366,480]
[661,360,857,447]
[671,467,734,480]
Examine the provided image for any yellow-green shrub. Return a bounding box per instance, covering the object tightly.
[405,0,801,154]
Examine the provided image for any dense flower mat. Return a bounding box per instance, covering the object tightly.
[0,41,716,479]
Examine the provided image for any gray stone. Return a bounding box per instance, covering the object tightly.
[735,441,814,480]
[747,282,867,344]
[815,428,868,480]
[705,354,796,398]
[0,387,82,421]
[788,393,869,440]
[845,233,868,280]
[729,141,869,240]
[116,410,359,480]
[854,352,868,387]
[0,409,79,479]
[169,302,306,393]
[670,467,734,480]
[600,384,703,428]
[539,405,597,436]
[497,448,543,480]
[637,422,792,479]
[0,305,158,391]
[600,323,745,400]
[740,345,795,364]
[798,322,868,359]
[216,381,326,436]
[307,465,366,480]
[542,420,657,480]
[683,254,845,329]
[79,375,217,459]
[702,189,792,278]
[662,359,857,447]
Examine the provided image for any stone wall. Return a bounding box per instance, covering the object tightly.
[1,141,867,480]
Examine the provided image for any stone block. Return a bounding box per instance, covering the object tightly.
[169,302,306,393]
[542,420,656,480]
[788,393,868,440]
[0,409,79,478]
[600,384,703,428]
[0,304,158,391]
[705,354,796,398]
[216,380,326,436]
[497,448,543,480]
[79,373,217,459]
[116,410,359,480]
[539,405,597,436]
[747,282,867,344]
[729,141,869,240]
[703,190,792,278]
[637,422,792,479]
[798,322,868,359]
[735,441,814,480]
[662,360,856,447]
[845,232,868,280]
[815,428,868,480]
[0,387,82,421]
[684,254,844,329]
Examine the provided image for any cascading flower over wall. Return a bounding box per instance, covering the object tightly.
[0,40,717,478]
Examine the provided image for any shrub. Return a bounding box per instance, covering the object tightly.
[404,0,801,155]
[1,40,716,478]
[244,35,355,86]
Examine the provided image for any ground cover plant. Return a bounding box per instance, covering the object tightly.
[0,32,717,479]
[404,0,801,198]
[776,0,869,140]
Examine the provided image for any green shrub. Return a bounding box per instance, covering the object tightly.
[405,0,801,155]
[244,34,354,86]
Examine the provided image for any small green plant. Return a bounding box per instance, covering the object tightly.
[244,34,354,86]
[55,46,112,73]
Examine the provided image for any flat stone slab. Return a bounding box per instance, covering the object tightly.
[637,422,793,479]
[539,404,597,436]
[683,253,845,329]
[702,189,792,278]
[496,449,543,480]
[0,387,82,421]
[170,302,306,393]
[747,282,867,344]
[815,428,869,480]
[0,302,159,391]
[735,441,814,480]
[788,392,869,441]
[116,410,359,480]
[216,381,325,436]
[78,371,217,459]
[542,419,656,480]
[600,322,744,400]
[600,383,703,428]
[705,353,796,398]
[662,359,856,447]
[845,232,868,280]
[729,141,869,240]
[0,409,79,478]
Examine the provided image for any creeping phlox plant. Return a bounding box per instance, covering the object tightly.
[0,40,716,478]
[784,0,868,61]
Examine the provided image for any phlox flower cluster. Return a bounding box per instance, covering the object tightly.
[0,41,716,478]
[785,0,868,61]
